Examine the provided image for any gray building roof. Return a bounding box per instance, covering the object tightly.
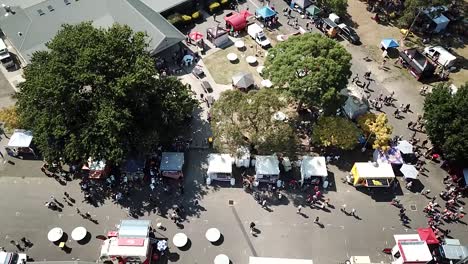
[139,0,189,13]
[0,0,185,63]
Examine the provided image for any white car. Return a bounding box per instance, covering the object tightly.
[247,24,271,48]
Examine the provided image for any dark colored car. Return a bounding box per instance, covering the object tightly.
[338,24,360,44]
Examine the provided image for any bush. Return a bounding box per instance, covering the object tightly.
[182,15,192,23]
[209,2,220,13]
[192,11,201,20]
[221,0,229,5]
[167,13,183,25]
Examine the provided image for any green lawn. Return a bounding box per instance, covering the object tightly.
[203,37,266,85]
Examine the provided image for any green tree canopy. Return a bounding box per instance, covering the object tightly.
[210,89,298,156]
[17,22,196,163]
[397,0,462,27]
[263,33,351,114]
[317,0,348,17]
[312,116,360,150]
[423,82,468,165]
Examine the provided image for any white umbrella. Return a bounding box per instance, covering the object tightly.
[397,140,413,154]
[256,66,265,74]
[71,226,87,241]
[273,111,287,121]
[246,56,257,64]
[214,254,230,264]
[205,228,221,242]
[173,233,188,247]
[400,164,418,179]
[235,40,245,48]
[47,227,63,242]
[261,79,272,87]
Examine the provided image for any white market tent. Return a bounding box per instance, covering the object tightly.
[392,234,432,264]
[397,140,413,154]
[207,154,233,181]
[400,164,419,179]
[291,0,312,9]
[255,155,280,182]
[8,130,33,147]
[300,156,327,182]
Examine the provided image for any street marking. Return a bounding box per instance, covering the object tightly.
[340,225,345,229]
[15,212,20,216]
[247,0,260,9]
[13,180,17,184]
[58,214,63,218]
[382,227,385,231]
[5,235,9,239]
[326,224,332,226]
[106,216,110,220]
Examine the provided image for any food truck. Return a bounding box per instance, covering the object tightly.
[207,154,234,182]
[351,162,395,187]
[99,220,152,264]
[0,251,27,264]
[300,156,327,185]
[391,234,432,264]
[160,152,184,179]
[254,155,280,183]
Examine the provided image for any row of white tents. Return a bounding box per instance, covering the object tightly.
[206,153,328,185]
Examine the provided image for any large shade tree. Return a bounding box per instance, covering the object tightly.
[210,89,298,156]
[423,82,468,165]
[357,113,393,151]
[312,116,360,150]
[17,22,196,163]
[263,33,352,114]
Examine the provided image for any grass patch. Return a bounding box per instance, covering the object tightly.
[203,37,267,85]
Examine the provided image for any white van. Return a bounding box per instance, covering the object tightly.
[0,251,27,264]
[423,46,456,68]
[0,39,15,69]
[247,24,271,48]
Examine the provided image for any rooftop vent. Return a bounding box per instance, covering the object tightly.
[64,0,70,5]
[47,5,54,11]
[37,9,45,15]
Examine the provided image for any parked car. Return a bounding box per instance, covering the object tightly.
[0,39,15,69]
[338,24,360,44]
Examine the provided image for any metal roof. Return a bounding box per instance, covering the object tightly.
[0,0,184,63]
[139,0,188,13]
[160,152,184,171]
[118,220,151,238]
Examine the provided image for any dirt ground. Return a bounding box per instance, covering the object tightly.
[347,0,467,86]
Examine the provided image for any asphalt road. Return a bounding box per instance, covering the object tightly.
[0,150,467,264]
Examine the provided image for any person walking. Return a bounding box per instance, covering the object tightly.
[407,121,414,129]
[394,108,400,118]
[314,216,320,224]
[297,205,302,214]
[404,104,411,112]
[421,139,429,148]
[341,204,347,213]
[249,222,256,235]
[305,21,311,30]
[213,13,217,22]
[351,208,356,216]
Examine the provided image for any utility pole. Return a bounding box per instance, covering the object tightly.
[403,8,422,40]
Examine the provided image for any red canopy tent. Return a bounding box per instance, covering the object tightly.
[224,10,251,31]
[417,227,440,245]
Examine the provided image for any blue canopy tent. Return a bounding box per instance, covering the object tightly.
[381,38,399,49]
[256,6,277,19]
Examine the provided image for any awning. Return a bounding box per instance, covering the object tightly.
[400,164,419,179]
[417,227,439,245]
[7,130,33,148]
[118,220,151,238]
[256,6,277,19]
[232,72,254,88]
[224,12,248,31]
[397,140,413,154]
[306,5,321,16]
[381,38,399,49]
[441,239,468,260]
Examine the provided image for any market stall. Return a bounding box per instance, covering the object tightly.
[417,227,439,245]
[255,155,280,183]
[99,220,152,264]
[224,10,251,32]
[391,234,432,264]
[351,162,395,187]
[255,6,277,26]
[373,148,403,166]
[207,154,233,182]
[122,159,145,180]
[232,72,254,90]
[207,26,230,48]
[160,152,184,179]
[340,83,369,120]
[400,164,419,180]
[439,239,468,261]
[300,156,327,185]
[82,157,111,179]
[6,129,36,158]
